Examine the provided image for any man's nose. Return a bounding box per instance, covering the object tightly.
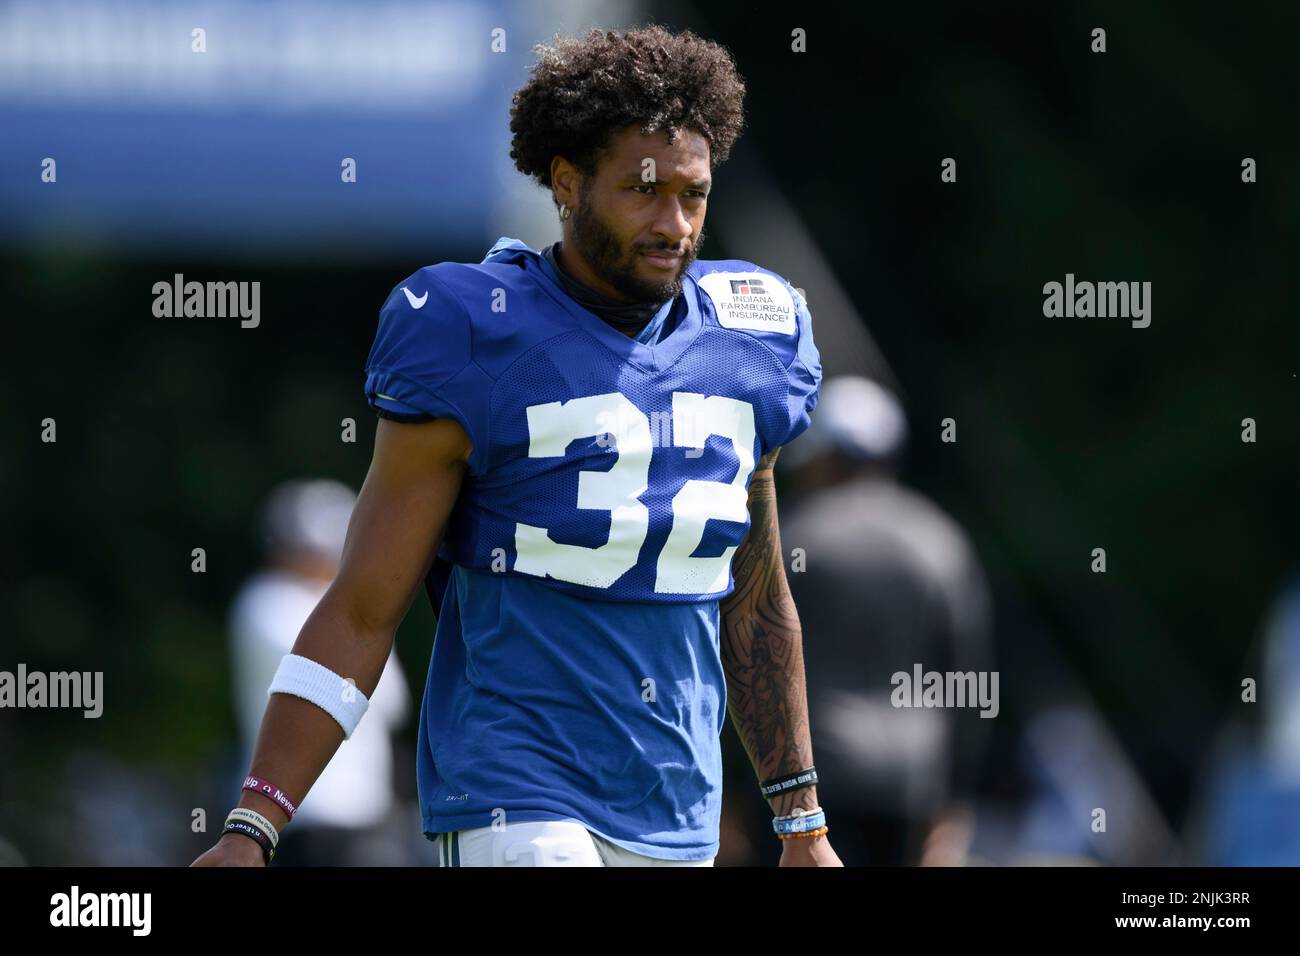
[651,197,692,246]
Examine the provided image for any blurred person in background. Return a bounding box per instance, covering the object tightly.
[229,479,412,865]
[1190,570,1300,865]
[777,376,994,865]
[990,702,1179,865]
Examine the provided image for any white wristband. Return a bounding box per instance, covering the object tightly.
[226,808,280,847]
[268,653,369,739]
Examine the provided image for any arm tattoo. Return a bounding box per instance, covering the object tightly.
[720,446,819,817]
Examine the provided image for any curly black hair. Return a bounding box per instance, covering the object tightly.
[509,25,746,190]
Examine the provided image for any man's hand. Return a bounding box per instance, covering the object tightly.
[778,835,843,867]
[190,833,267,867]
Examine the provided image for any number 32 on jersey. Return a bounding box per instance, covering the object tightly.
[514,391,756,595]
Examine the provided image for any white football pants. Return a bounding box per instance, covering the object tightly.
[435,819,715,867]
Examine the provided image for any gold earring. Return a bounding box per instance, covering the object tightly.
[559,203,571,221]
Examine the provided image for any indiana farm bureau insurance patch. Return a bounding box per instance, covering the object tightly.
[697,272,797,335]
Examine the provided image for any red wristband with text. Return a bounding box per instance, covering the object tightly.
[242,775,300,820]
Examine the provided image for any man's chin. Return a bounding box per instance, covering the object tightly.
[626,261,686,301]
[635,280,683,303]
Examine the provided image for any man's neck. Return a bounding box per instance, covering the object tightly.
[554,241,627,303]
[544,241,670,339]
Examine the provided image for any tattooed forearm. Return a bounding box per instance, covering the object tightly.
[720,446,819,818]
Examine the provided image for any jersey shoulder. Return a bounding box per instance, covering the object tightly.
[363,241,577,475]
[368,244,568,386]
[364,259,527,476]
[687,257,812,368]
[367,263,474,391]
[688,257,822,453]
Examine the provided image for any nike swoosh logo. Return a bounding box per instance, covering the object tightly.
[401,286,428,309]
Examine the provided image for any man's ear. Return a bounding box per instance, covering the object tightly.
[550,156,579,209]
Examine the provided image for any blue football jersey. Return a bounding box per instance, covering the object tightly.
[363,237,820,859]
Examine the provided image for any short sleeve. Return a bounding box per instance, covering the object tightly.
[363,269,492,473]
[778,285,822,449]
[372,395,435,423]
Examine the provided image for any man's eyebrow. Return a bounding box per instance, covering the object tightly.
[620,171,712,188]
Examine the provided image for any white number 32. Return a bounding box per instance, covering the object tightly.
[513,391,756,594]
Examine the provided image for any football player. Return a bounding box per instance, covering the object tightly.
[194,24,839,868]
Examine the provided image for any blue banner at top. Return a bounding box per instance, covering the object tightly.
[0,0,572,257]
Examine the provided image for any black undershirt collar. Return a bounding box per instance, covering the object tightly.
[543,242,671,337]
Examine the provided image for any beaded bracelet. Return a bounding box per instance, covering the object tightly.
[778,825,829,840]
